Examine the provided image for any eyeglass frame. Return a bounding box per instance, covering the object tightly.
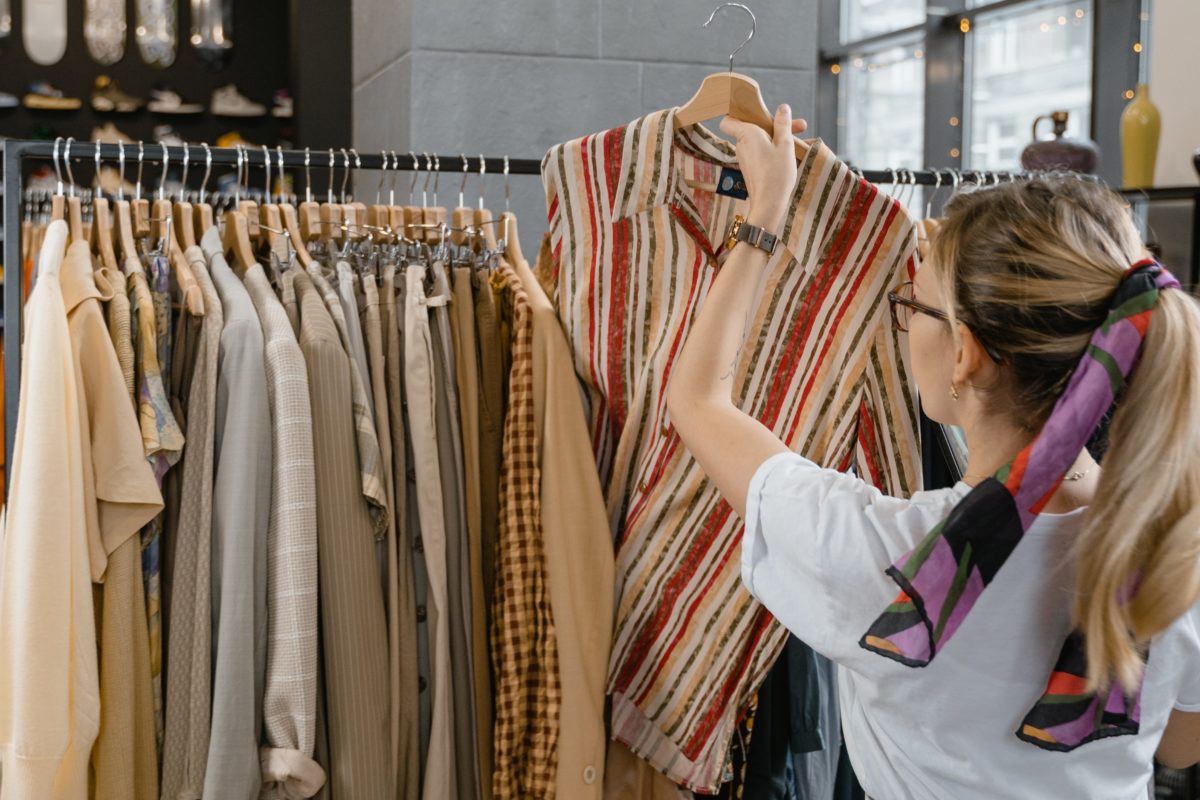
[887,281,1005,364]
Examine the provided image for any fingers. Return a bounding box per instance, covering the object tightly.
[773,104,792,147]
[792,118,808,134]
[719,115,755,141]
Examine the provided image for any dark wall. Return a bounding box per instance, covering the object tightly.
[0,0,296,147]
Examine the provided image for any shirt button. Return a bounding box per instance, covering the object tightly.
[638,480,649,493]
[583,766,597,785]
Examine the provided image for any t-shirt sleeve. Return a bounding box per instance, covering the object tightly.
[742,451,963,669]
[1172,610,1200,711]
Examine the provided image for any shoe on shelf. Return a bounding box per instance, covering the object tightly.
[215,130,256,149]
[91,75,143,113]
[148,85,204,114]
[0,91,18,109]
[23,81,82,111]
[271,89,293,118]
[91,122,134,143]
[211,84,265,117]
[153,125,188,147]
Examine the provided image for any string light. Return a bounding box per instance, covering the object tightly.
[1057,15,1067,24]
[831,63,841,75]
[853,57,864,68]
[1040,22,1050,32]
[1075,7,1085,17]
[949,116,960,127]
[950,148,961,158]
[1124,89,1135,99]
[959,18,970,33]
[914,48,924,59]
[867,63,877,72]
[1133,42,1143,53]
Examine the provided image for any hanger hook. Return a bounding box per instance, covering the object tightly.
[200,143,212,204]
[339,148,351,203]
[116,140,126,201]
[503,154,510,216]
[135,140,145,202]
[233,145,242,205]
[157,143,170,202]
[388,150,399,206]
[52,137,64,196]
[432,153,441,205]
[64,136,78,197]
[94,138,103,196]
[478,153,487,211]
[180,143,190,200]
[377,150,389,205]
[459,154,469,206]
[350,148,363,202]
[327,148,336,204]
[409,151,420,203]
[276,145,285,204]
[704,2,756,74]
[262,144,272,200]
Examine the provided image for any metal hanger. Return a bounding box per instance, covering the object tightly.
[925,168,943,220]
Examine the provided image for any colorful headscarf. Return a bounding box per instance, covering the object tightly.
[860,259,1179,751]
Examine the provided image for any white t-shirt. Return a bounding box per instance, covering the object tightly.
[742,451,1200,800]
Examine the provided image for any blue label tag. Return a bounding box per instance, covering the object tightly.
[716,167,748,199]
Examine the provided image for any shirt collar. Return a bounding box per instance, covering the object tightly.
[60,241,106,313]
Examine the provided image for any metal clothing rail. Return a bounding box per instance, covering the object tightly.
[0,137,1058,477]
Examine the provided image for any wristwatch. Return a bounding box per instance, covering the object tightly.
[725,215,780,256]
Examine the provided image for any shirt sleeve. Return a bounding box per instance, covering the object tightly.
[1172,611,1200,711]
[741,451,964,669]
[854,320,922,498]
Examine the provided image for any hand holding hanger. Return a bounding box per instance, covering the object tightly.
[718,103,807,233]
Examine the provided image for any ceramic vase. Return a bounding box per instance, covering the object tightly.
[1121,83,1161,189]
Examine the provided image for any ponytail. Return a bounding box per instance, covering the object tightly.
[1074,289,1200,692]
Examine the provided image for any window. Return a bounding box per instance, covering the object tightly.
[841,0,924,43]
[838,41,926,172]
[965,0,1093,170]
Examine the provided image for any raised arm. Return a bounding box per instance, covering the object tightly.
[665,104,806,519]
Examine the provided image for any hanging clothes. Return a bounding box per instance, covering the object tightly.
[380,262,423,800]
[91,262,160,800]
[202,229,271,800]
[541,110,922,793]
[519,242,615,800]
[404,262,459,800]
[286,267,394,799]
[161,243,223,800]
[243,260,324,799]
[0,221,162,798]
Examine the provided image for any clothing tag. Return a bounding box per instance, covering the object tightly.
[716,167,748,200]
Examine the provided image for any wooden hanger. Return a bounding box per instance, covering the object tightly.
[476,207,499,252]
[674,5,808,161]
[90,195,119,271]
[281,202,315,268]
[223,207,256,273]
[114,198,139,263]
[501,211,526,268]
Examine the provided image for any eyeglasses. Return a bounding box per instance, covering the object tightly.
[887,281,1005,363]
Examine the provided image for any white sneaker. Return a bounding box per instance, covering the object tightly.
[149,86,204,114]
[0,91,19,109]
[211,84,266,117]
[153,125,188,147]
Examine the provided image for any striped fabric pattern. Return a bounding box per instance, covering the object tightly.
[863,260,1179,752]
[490,260,562,800]
[541,109,921,792]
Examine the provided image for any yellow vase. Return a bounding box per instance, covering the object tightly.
[1121,83,1161,189]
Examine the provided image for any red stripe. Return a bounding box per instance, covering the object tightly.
[604,126,625,215]
[856,396,884,487]
[547,194,559,224]
[683,607,775,756]
[607,217,631,430]
[1046,670,1089,696]
[1127,308,1153,337]
[782,182,888,441]
[670,204,718,260]
[1006,445,1032,493]
[614,500,734,694]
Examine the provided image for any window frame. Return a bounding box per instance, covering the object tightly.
[817,0,1143,188]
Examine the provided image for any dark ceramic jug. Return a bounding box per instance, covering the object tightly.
[1021,110,1099,173]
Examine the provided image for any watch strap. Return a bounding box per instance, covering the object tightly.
[735,218,779,256]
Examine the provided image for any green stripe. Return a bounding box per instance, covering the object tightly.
[933,541,973,641]
[995,461,1012,483]
[1102,289,1157,333]
[1039,692,1092,704]
[1087,344,1125,396]
[900,519,948,580]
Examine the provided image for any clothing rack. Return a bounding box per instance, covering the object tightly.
[0,137,1095,479]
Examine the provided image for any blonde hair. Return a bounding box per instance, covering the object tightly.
[930,176,1200,692]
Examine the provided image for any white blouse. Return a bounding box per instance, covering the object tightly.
[742,451,1200,800]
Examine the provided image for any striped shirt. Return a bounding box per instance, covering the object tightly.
[540,108,922,792]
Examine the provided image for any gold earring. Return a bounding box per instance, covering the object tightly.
[950,383,960,401]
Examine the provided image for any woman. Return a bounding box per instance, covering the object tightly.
[666,104,1200,798]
